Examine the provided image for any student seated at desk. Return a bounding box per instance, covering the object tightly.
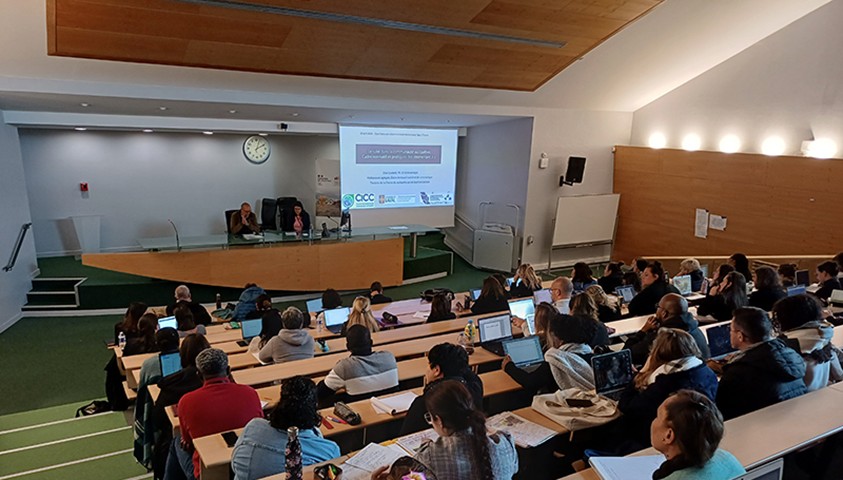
[258,307,315,364]
[772,294,843,391]
[511,301,554,348]
[390,380,518,480]
[598,261,625,295]
[585,284,622,323]
[549,276,574,314]
[426,293,456,323]
[114,301,148,345]
[835,252,843,278]
[369,281,393,305]
[777,263,797,288]
[232,283,266,323]
[174,306,206,338]
[503,308,568,394]
[492,272,512,299]
[247,309,282,355]
[748,266,787,312]
[624,294,710,367]
[632,257,649,276]
[617,329,718,452]
[572,262,599,293]
[105,303,150,410]
[713,307,807,420]
[696,272,748,322]
[313,288,343,327]
[232,376,340,480]
[813,261,842,302]
[650,390,745,480]
[706,264,734,296]
[341,296,380,336]
[401,343,483,435]
[134,327,180,469]
[509,263,542,299]
[316,325,398,404]
[166,285,212,326]
[569,294,610,347]
[628,261,681,317]
[622,271,642,295]
[167,348,263,480]
[123,313,160,356]
[469,276,510,315]
[676,258,705,293]
[728,253,753,287]
[243,294,278,320]
[546,314,598,391]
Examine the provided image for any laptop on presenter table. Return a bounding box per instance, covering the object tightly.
[159,352,182,377]
[306,298,323,314]
[324,307,351,334]
[672,275,693,296]
[509,298,536,334]
[237,318,262,347]
[158,316,177,330]
[478,313,513,356]
[591,349,634,401]
[706,323,737,359]
[502,336,544,372]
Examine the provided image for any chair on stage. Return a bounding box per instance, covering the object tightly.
[260,198,279,231]
[224,209,238,234]
[277,196,298,231]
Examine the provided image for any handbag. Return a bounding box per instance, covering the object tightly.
[531,388,620,431]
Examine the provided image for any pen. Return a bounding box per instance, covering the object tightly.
[328,415,348,425]
[321,417,334,430]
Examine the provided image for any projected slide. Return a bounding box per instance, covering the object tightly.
[339,126,458,210]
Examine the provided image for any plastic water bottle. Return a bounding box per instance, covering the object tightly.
[461,319,476,350]
[215,293,222,309]
[118,332,126,349]
[316,315,324,334]
[285,426,302,480]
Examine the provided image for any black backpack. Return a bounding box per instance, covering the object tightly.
[76,400,112,417]
[420,288,455,302]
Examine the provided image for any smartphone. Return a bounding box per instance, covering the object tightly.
[565,398,595,408]
[221,431,239,448]
[314,464,343,480]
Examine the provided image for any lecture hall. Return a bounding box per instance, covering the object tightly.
[1,1,843,480]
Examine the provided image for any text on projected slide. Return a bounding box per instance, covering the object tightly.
[340,126,458,210]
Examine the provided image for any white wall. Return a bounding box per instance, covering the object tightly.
[0,114,37,331]
[631,0,843,156]
[20,130,339,255]
[521,109,633,268]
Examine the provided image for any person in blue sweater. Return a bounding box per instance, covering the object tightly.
[650,390,745,480]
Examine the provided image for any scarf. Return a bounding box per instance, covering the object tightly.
[784,321,834,354]
[646,356,703,385]
[545,343,595,391]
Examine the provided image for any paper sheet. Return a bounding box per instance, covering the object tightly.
[413,311,429,320]
[589,454,663,480]
[242,234,264,240]
[695,208,709,239]
[344,443,407,472]
[709,214,727,231]
[395,428,439,454]
[487,412,557,448]
[371,391,418,415]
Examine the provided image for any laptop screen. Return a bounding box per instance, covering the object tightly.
[787,285,807,297]
[509,298,535,320]
[673,275,692,295]
[615,285,635,304]
[160,352,182,377]
[241,319,262,340]
[706,324,736,358]
[158,316,177,330]
[591,349,634,395]
[324,307,350,327]
[478,314,513,343]
[503,336,543,367]
[471,289,482,301]
[306,298,323,314]
[533,289,552,305]
[795,270,810,286]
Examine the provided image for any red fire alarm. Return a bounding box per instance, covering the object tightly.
[80,182,89,192]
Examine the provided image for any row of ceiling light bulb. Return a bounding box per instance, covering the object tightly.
[647,132,838,159]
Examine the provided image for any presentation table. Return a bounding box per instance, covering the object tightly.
[81,225,437,291]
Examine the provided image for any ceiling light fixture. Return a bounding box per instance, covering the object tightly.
[159,106,168,111]
[202,131,214,135]
[258,133,268,136]
[229,109,237,114]
[80,103,90,107]
[801,138,837,159]
[291,113,299,117]
[719,135,741,154]
[648,132,667,149]
[142,129,154,133]
[761,136,786,156]
[681,134,701,151]
[74,127,87,131]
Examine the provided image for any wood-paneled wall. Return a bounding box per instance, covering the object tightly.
[612,146,843,262]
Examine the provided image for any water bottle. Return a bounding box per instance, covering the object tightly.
[215,293,222,309]
[118,332,126,349]
[316,314,324,334]
[285,426,302,480]
[461,319,476,351]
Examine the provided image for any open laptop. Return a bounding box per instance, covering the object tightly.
[502,336,544,372]
[706,323,737,359]
[509,298,536,334]
[158,316,177,330]
[786,285,807,297]
[477,313,513,356]
[829,289,843,307]
[615,285,636,304]
[533,288,552,306]
[734,458,783,480]
[470,288,483,301]
[323,306,351,334]
[159,351,182,377]
[306,297,323,314]
[237,318,262,347]
[672,274,693,296]
[795,269,810,286]
[591,349,634,401]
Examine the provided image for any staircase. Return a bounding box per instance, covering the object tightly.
[22,278,85,311]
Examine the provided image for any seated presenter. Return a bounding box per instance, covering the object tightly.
[284,201,311,234]
[230,202,260,235]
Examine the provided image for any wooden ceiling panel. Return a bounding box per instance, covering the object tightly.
[47,0,663,91]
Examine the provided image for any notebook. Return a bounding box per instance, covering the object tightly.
[509,298,536,334]
[158,316,177,330]
[830,289,843,306]
[673,274,692,296]
[503,336,544,371]
[615,285,635,304]
[706,323,736,359]
[237,318,262,347]
[324,307,351,334]
[591,349,634,401]
[306,297,323,314]
[478,313,513,356]
[159,352,182,377]
[533,288,553,305]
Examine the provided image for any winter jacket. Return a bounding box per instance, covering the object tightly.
[628,282,681,317]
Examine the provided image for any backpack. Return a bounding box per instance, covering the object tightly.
[420,288,455,302]
[76,400,112,417]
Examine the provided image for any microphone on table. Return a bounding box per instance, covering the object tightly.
[168,219,181,251]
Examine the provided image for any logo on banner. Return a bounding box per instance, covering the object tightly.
[342,194,355,209]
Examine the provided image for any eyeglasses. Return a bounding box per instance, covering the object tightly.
[423,412,434,425]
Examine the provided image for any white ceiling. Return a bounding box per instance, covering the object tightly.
[0,0,833,126]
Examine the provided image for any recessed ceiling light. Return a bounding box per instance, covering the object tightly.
[142,129,153,133]
[74,127,87,131]
[202,131,214,135]
[159,106,168,111]
[291,112,299,117]
[80,103,90,107]
[648,132,667,149]
[681,134,701,151]
[258,133,268,137]
[761,136,785,156]
[229,109,237,114]
[719,134,741,153]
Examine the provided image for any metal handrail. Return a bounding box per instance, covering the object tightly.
[3,223,31,272]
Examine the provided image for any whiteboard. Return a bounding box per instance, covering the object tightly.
[552,194,620,247]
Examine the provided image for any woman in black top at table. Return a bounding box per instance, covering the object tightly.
[509,263,542,299]
[728,253,753,286]
[123,313,160,356]
[707,264,735,295]
[777,263,797,288]
[598,262,625,294]
[628,261,681,317]
[749,266,787,311]
[114,302,148,345]
[585,284,623,323]
[697,272,748,321]
[814,261,842,302]
[469,276,510,315]
[622,271,642,294]
[426,293,456,323]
